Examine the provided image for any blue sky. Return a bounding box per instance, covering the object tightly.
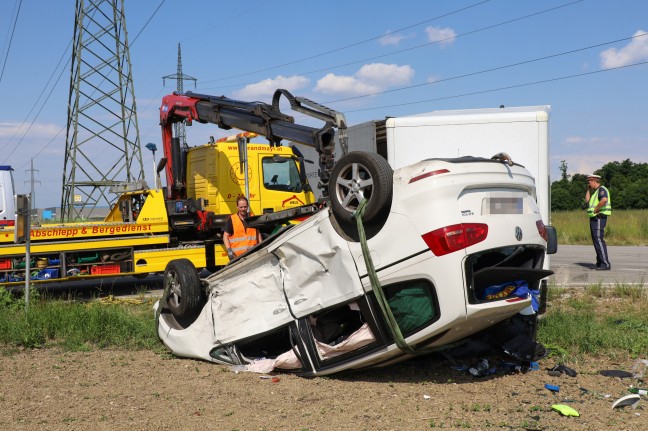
[1,0,647,208]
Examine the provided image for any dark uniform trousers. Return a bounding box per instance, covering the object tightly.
[590,214,609,268]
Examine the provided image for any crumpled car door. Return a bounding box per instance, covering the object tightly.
[275,214,364,318]
[209,252,292,344]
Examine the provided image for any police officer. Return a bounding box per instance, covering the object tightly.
[585,174,611,270]
[223,196,262,261]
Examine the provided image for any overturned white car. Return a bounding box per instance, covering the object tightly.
[155,151,556,376]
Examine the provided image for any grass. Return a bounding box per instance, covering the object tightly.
[539,284,648,360]
[0,288,160,352]
[551,209,648,246]
[1,283,646,363]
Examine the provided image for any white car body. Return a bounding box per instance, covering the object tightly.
[156,154,554,376]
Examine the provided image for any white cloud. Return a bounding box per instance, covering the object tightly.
[314,63,414,96]
[314,74,380,96]
[600,30,648,68]
[425,26,457,47]
[0,121,61,139]
[233,75,310,100]
[356,63,414,86]
[564,136,586,144]
[379,31,406,46]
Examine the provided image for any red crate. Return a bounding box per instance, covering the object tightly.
[91,264,121,275]
[0,259,11,270]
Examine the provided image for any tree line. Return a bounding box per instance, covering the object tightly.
[551,159,648,211]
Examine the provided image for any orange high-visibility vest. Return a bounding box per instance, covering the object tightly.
[229,214,259,256]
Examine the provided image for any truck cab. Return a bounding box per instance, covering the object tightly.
[185,134,315,228]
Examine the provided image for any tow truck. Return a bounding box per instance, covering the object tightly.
[0,90,347,285]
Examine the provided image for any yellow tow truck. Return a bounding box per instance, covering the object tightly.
[0,89,346,285]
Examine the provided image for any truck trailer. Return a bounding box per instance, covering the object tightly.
[340,106,551,228]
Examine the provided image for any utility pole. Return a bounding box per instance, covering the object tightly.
[25,158,40,222]
[61,0,145,222]
[162,43,197,148]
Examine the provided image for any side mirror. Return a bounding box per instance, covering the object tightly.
[545,225,558,255]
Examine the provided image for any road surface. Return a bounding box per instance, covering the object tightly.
[549,245,647,286]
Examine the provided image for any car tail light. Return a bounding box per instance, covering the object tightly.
[422,223,488,256]
[409,169,450,184]
[536,220,548,242]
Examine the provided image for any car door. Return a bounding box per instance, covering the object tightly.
[275,212,365,318]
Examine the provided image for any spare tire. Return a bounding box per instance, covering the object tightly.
[328,151,393,225]
[164,259,204,320]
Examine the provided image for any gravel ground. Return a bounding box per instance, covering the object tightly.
[0,348,644,430]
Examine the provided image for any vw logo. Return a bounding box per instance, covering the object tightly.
[515,226,523,241]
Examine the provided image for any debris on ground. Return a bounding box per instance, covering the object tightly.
[546,363,577,377]
[611,394,641,409]
[551,404,580,417]
[544,383,560,392]
[599,369,633,378]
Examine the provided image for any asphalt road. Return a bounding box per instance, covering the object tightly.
[549,245,648,286]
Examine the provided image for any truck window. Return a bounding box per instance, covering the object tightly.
[262,156,302,192]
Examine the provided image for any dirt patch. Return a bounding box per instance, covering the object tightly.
[0,348,644,430]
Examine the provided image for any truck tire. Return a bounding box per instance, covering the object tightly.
[329,151,393,225]
[164,259,204,320]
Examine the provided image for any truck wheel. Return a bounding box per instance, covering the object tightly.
[329,151,393,225]
[164,259,204,320]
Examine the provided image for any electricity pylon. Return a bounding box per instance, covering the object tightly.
[61,0,144,221]
[162,43,197,148]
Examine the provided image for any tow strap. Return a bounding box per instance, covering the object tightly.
[354,200,419,354]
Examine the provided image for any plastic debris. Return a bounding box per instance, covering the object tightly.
[599,369,633,378]
[469,359,490,377]
[552,404,580,417]
[423,394,431,400]
[547,364,577,377]
[628,387,648,396]
[611,394,640,409]
[469,359,496,377]
[631,359,648,379]
[230,365,248,374]
[271,377,280,383]
[545,384,560,392]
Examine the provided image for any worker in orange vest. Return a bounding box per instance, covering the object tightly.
[223,196,262,260]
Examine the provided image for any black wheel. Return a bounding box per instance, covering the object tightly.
[329,151,393,224]
[163,259,204,320]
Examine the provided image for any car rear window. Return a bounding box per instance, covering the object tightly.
[384,280,439,335]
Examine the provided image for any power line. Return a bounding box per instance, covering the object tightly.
[341,61,648,114]
[3,1,166,170]
[324,32,648,105]
[130,0,165,46]
[0,0,23,85]
[0,43,71,159]
[200,0,494,85]
[201,0,584,91]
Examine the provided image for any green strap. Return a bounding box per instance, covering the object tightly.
[354,200,464,356]
[354,200,418,354]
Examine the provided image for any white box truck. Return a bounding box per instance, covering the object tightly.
[340,106,551,229]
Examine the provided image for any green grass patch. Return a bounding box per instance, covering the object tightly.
[1,284,647,364]
[551,209,648,246]
[0,288,159,352]
[539,285,648,359]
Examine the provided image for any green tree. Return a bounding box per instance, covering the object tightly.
[551,159,648,211]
